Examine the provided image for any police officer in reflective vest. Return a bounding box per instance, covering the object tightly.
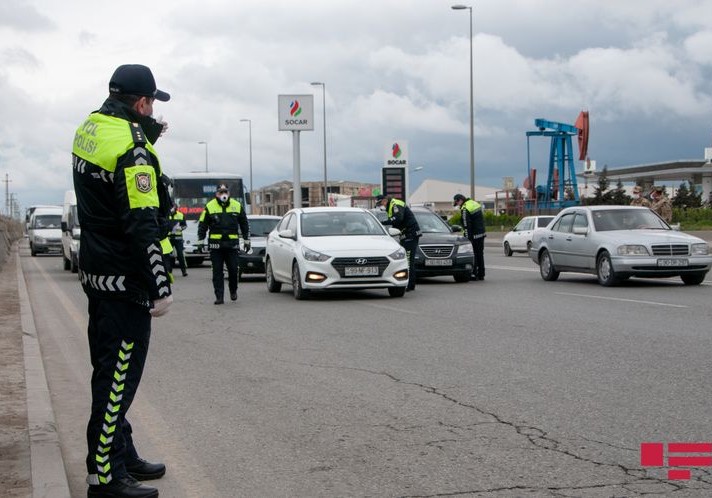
[375,195,421,291]
[72,64,172,498]
[168,206,188,277]
[198,184,250,304]
[453,193,486,280]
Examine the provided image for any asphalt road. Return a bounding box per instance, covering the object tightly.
[21,245,712,497]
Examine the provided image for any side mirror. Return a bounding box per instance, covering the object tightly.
[670,223,681,231]
[572,226,588,235]
[278,229,296,240]
[245,192,251,205]
[72,228,81,240]
[61,221,68,232]
[387,227,401,237]
[450,224,463,233]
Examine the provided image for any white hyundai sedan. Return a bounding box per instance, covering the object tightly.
[265,207,410,299]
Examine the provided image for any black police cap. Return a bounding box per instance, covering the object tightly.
[109,64,170,102]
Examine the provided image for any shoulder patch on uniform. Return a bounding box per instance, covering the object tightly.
[393,205,401,213]
[129,122,147,145]
[135,172,153,193]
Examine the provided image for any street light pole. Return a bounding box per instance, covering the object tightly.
[198,141,208,172]
[310,81,328,206]
[452,4,475,199]
[239,119,253,212]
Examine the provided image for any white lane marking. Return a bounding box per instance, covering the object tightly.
[488,264,540,273]
[554,292,689,308]
[489,264,711,285]
[363,302,421,314]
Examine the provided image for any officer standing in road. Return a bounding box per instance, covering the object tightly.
[453,193,486,280]
[650,186,673,223]
[72,64,172,498]
[168,205,188,277]
[630,185,651,207]
[198,184,250,304]
[375,195,421,291]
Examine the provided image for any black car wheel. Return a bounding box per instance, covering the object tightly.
[539,249,560,281]
[388,286,406,297]
[503,241,513,257]
[596,251,619,287]
[453,271,471,283]
[681,273,706,286]
[265,259,281,293]
[70,252,78,273]
[292,262,309,300]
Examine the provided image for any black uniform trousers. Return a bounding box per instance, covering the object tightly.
[85,297,150,483]
[210,247,239,299]
[401,237,419,290]
[167,238,187,275]
[471,236,485,279]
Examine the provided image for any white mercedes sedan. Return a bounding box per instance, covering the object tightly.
[530,205,712,286]
[265,207,410,299]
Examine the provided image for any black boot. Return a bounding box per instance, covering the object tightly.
[126,457,166,481]
[230,290,237,301]
[87,475,158,498]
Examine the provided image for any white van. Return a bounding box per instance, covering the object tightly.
[61,190,81,272]
[28,205,62,256]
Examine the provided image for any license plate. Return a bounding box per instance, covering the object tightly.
[657,258,688,267]
[425,259,453,266]
[344,266,378,276]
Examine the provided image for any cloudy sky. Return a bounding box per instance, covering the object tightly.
[2,0,712,210]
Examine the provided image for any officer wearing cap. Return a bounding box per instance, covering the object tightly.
[198,183,250,304]
[453,193,486,280]
[650,186,673,223]
[72,64,171,498]
[630,185,651,207]
[374,194,421,291]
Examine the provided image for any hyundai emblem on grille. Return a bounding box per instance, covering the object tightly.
[355,258,368,265]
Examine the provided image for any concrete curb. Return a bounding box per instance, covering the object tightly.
[16,251,71,498]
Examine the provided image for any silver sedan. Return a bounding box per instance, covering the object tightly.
[529,205,712,286]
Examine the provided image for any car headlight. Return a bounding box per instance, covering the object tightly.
[302,246,330,262]
[36,236,46,244]
[617,245,649,256]
[457,243,473,254]
[692,243,710,256]
[388,248,406,260]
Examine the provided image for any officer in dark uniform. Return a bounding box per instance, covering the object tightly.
[375,195,421,291]
[72,64,172,498]
[198,184,250,304]
[168,205,188,277]
[453,193,486,280]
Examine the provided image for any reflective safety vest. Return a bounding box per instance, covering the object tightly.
[460,198,485,239]
[198,198,249,246]
[169,211,185,238]
[387,198,406,218]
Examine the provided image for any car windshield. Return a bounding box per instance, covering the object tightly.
[591,209,669,232]
[250,218,279,236]
[413,210,451,233]
[34,215,61,228]
[301,211,386,236]
[537,217,554,228]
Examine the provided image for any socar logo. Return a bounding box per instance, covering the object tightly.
[290,100,302,117]
[392,143,402,159]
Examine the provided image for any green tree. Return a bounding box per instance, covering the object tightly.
[610,179,631,205]
[672,181,703,209]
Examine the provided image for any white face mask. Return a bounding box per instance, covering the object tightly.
[219,194,229,202]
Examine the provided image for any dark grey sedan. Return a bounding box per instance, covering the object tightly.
[529,206,711,286]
